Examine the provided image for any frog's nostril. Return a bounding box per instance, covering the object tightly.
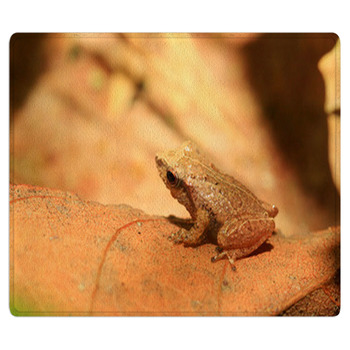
[155,157,163,167]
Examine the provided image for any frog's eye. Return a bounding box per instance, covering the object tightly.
[166,170,179,187]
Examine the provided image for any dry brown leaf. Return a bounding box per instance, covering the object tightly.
[10,184,339,316]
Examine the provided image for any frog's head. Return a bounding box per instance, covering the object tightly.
[155,141,200,186]
[155,141,201,209]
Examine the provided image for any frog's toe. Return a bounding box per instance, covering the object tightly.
[211,249,237,271]
[171,237,184,244]
[211,255,218,263]
[211,251,225,262]
[168,230,185,244]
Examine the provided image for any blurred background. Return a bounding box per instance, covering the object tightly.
[10,33,340,237]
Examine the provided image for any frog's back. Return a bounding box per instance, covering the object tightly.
[221,172,266,214]
[176,144,269,219]
[190,163,268,219]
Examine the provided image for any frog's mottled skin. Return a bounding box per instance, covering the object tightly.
[155,141,278,270]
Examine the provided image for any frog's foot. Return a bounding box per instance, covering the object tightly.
[168,228,188,244]
[211,249,237,271]
[168,228,206,246]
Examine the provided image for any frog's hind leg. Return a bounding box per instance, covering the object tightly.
[211,250,237,271]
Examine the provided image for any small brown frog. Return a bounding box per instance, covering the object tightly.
[155,141,278,270]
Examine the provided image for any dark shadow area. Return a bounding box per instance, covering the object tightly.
[167,215,193,230]
[10,33,48,116]
[247,241,274,258]
[242,33,340,226]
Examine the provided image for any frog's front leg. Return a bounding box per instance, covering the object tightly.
[169,208,210,246]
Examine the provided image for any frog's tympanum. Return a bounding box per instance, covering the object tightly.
[155,141,278,270]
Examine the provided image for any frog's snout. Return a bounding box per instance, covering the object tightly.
[155,155,164,168]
